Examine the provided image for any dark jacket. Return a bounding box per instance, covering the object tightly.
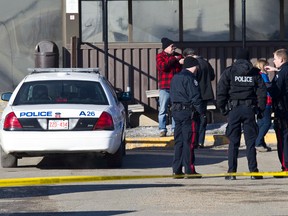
[196,56,215,100]
[267,62,288,113]
[216,59,267,114]
[170,69,204,114]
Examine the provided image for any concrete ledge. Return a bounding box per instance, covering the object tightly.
[125,132,277,149]
[125,136,175,149]
[213,135,229,146]
[263,132,277,144]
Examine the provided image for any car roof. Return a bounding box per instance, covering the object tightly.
[24,68,103,82]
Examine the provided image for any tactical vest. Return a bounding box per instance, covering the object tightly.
[228,66,257,100]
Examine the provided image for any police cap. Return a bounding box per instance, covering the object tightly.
[183,56,199,68]
[236,48,250,60]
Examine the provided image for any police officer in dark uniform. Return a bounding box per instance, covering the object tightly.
[170,56,204,178]
[265,48,288,175]
[217,48,267,180]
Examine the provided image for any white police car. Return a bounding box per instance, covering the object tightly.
[0,68,129,168]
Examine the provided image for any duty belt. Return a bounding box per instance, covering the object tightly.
[171,103,195,111]
[230,99,254,107]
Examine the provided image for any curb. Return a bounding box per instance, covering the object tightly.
[125,132,277,149]
[125,136,175,149]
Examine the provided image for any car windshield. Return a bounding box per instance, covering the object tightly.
[13,80,109,105]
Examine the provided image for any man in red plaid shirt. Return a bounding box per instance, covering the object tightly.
[156,37,184,137]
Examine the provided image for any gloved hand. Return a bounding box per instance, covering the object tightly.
[257,112,264,119]
[201,113,207,124]
[220,106,229,116]
[254,107,264,119]
[257,109,265,119]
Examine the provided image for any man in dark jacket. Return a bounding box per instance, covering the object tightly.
[217,48,267,180]
[265,48,288,175]
[170,56,204,178]
[183,48,215,148]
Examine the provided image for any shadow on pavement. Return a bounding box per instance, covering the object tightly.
[123,148,247,169]
[0,211,134,216]
[0,183,182,199]
[32,147,246,169]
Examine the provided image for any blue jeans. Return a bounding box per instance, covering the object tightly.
[158,89,175,132]
[255,106,272,147]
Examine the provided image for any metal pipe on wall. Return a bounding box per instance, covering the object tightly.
[103,0,108,78]
[242,0,246,48]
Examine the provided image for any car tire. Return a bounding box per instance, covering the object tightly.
[106,145,123,168]
[0,146,17,168]
[122,138,126,156]
[119,127,126,156]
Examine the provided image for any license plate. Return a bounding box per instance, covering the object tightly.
[48,119,69,130]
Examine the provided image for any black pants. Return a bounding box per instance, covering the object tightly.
[172,109,197,174]
[273,114,288,171]
[225,105,258,172]
[196,100,208,146]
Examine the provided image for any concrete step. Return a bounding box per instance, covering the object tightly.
[125,132,277,149]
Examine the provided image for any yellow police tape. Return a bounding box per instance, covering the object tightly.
[0,171,287,187]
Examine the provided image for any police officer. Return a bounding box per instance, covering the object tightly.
[265,48,288,175]
[183,48,215,148]
[170,56,204,178]
[217,48,267,180]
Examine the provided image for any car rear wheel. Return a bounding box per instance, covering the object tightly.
[122,137,126,156]
[106,144,123,168]
[0,146,17,168]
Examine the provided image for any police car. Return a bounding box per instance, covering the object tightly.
[0,68,128,168]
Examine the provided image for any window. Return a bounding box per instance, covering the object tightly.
[81,0,128,42]
[234,0,280,40]
[132,0,179,42]
[104,77,120,105]
[13,81,108,105]
[80,0,286,42]
[183,0,229,41]
[285,1,288,39]
[81,1,103,42]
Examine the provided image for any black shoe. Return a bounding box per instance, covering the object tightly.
[255,146,269,152]
[274,170,288,178]
[197,144,205,149]
[225,176,236,180]
[273,175,286,178]
[172,172,184,179]
[184,172,202,179]
[250,175,263,180]
[265,146,272,152]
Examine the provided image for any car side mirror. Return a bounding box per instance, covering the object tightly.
[118,91,131,101]
[1,92,12,101]
[114,87,132,102]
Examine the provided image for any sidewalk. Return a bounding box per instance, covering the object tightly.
[125,124,277,149]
